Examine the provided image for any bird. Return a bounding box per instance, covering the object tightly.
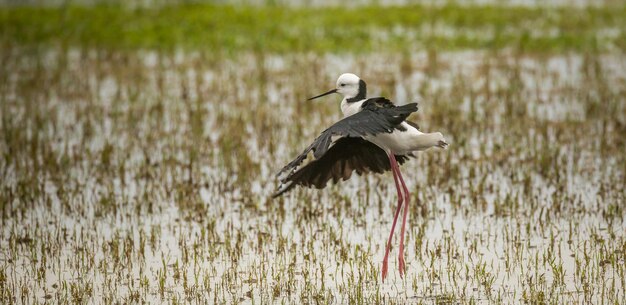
[273,73,448,281]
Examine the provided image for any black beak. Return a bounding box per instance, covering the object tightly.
[308,89,337,100]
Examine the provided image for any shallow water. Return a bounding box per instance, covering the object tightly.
[0,49,624,304]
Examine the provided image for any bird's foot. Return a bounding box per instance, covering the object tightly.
[382,258,389,282]
[437,140,449,149]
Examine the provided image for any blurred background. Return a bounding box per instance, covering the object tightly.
[0,1,624,304]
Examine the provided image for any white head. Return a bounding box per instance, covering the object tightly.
[308,73,366,102]
[335,73,362,99]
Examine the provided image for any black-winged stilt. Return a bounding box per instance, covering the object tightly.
[273,73,448,281]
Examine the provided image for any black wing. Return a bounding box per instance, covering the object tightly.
[275,101,417,178]
[273,100,418,197]
[272,138,411,197]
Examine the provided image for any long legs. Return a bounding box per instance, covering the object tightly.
[394,158,411,277]
[382,153,411,281]
[381,154,403,282]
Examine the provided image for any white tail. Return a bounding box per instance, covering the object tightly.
[412,132,448,151]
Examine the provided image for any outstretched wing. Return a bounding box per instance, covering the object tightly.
[272,138,411,197]
[273,101,418,197]
[275,101,417,178]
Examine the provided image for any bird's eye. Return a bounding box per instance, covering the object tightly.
[340,84,345,87]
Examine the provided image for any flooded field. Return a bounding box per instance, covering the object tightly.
[0,48,625,304]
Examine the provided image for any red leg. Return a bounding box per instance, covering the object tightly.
[394,160,411,277]
[382,153,403,282]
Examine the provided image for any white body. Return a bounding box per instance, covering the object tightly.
[341,98,446,155]
[340,98,365,117]
[366,122,445,155]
